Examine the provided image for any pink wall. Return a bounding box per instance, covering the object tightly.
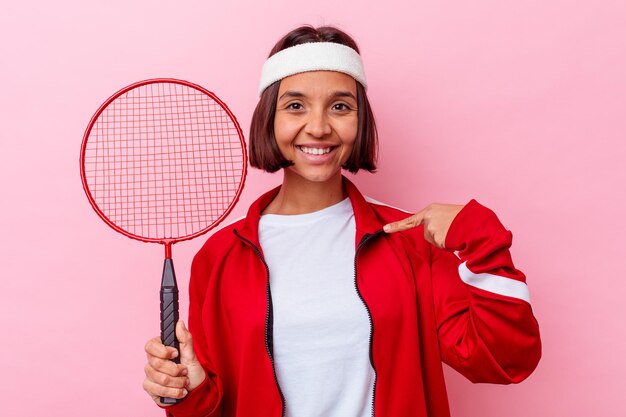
[1,0,624,416]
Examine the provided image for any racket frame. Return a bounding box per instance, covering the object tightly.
[79,78,248,256]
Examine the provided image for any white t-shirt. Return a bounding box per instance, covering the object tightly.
[258,198,375,417]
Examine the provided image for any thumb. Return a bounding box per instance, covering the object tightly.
[175,320,207,391]
[176,320,198,364]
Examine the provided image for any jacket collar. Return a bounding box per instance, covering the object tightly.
[234,176,385,249]
[343,177,386,240]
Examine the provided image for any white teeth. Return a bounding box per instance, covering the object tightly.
[300,146,332,155]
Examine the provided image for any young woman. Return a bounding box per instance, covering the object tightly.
[143,25,541,417]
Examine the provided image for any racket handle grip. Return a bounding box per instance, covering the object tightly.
[160,258,181,405]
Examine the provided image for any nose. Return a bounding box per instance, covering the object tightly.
[304,107,332,138]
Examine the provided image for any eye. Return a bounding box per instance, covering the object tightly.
[286,102,303,110]
[332,103,352,111]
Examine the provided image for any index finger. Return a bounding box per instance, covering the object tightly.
[145,337,178,359]
[383,209,425,233]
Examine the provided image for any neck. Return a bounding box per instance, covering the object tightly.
[263,171,346,215]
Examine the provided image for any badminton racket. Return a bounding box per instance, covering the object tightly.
[80,78,247,404]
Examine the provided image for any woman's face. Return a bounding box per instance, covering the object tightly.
[273,70,358,185]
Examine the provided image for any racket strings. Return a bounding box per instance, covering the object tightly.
[83,82,244,240]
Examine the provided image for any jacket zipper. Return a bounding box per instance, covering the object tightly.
[233,230,286,417]
[235,228,382,417]
[354,230,384,417]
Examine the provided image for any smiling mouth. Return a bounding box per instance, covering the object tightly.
[297,145,336,155]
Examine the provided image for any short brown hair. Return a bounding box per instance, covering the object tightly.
[249,25,378,173]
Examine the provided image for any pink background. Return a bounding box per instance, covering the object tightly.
[1,0,624,416]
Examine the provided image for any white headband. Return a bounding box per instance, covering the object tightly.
[258,42,367,96]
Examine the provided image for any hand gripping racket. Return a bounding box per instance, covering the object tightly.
[80,79,247,404]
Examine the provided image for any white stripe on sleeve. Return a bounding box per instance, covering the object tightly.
[458,261,531,304]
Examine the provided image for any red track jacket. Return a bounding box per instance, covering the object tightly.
[164,178,541,417]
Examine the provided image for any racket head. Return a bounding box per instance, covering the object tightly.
[80,78,247,245]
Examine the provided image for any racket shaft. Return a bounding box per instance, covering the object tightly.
[160,258,181,405]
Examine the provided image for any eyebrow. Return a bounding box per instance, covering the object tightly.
[332,91,357,101]
[278,90,357,101]
[278,91,305,101]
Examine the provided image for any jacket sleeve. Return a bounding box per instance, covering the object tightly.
[162,251,224,417]
[431,199,541,383]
